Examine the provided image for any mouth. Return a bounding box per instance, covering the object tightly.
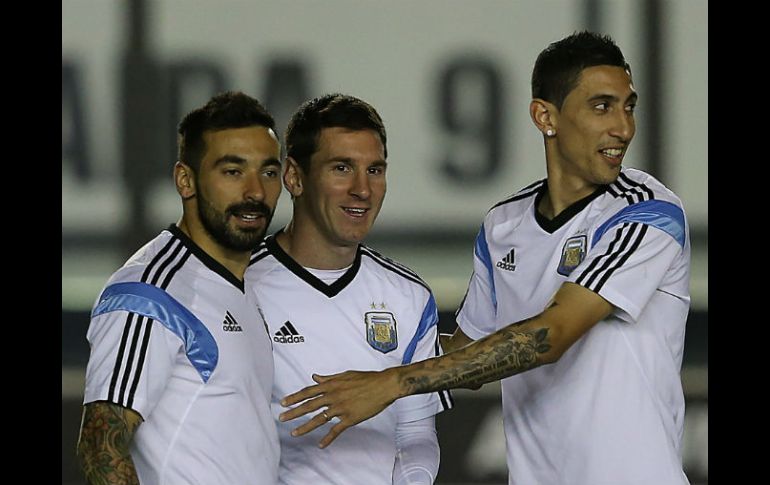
[230,210,267,227]
[341,206,369,219]
[599,147,625,166]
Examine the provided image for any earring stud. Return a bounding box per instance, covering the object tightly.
[546,129,555,137]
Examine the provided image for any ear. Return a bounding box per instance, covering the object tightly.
[174,161,196,199]
[283,157,304,197]
[530,98,557,137]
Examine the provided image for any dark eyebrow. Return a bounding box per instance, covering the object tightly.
[588,92,638,104]
[213,155,281,167]
[212,155,247,167]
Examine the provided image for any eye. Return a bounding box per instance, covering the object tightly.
[224,168,241,176]
[262,169,279,178]
[368,166,385,175]
[594,102,609,111]
[333,164,351,173]
[625,103,636,113]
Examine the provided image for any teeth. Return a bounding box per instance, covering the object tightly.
[602,148,623,157]
[346,208,365,214]
[240,214,258,221]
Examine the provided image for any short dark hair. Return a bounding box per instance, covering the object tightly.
[177,91,276,172]
[532,31,630,110]
[285,93,387,172]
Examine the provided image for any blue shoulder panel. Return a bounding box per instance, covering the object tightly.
[402,293,438,365]
[592,200,686,249]
[92,282,219,383]
[474,223,498,313]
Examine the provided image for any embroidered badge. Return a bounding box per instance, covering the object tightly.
[557,235,587,276]
[365,312,398,353]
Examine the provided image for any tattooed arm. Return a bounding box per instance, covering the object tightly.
[280,282,612,448]
[77,401,143,485]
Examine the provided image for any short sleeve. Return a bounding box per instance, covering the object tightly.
[456,223,498,340]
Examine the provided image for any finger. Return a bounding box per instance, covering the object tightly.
[281,383,325,407]
[318,421,350,448]
[279,397,327,422]
[290,411,331,437]
[312,373,334,383]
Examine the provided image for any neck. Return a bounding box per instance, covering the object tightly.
[176,217,251,280]
[540,156,601,220]
[277,218,358,270]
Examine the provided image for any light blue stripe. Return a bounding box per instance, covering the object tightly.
[92,282,219,383]
[474,223,497,313]
[402,293,438,365]
[592,200,686,249]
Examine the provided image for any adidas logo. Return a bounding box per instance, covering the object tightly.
[495,248,516,271]
[223,311,243,332]
[273,321,305,344]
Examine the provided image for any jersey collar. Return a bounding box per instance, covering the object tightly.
[265,230,362,298]
[166,224,245,292]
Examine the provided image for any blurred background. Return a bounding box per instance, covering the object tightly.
[62,1,707,484]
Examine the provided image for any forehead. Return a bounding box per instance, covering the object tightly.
[314,127,385,160]
[570,65,636,100]
[201,125,280,160]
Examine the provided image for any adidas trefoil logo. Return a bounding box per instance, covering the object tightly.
[274,321,305,344]
[496,248,516,271]
[223,311,243,332]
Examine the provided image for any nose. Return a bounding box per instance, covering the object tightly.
[350,170,371,200]
[244,171,265,202]
[610,111,635,142]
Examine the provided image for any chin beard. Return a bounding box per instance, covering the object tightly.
[197,194,273,252]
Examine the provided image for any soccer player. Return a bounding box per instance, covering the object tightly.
[246,93,453,485]
[77,91,283,485]
[279,32,692,485]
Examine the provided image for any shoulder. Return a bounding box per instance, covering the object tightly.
[484,178,545,225]
[105,230,180,286]
[359,245,432,295]
[606,168,684,208]
[245,238,282,283]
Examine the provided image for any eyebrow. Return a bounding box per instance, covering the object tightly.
[326,157,387,166]
[213,155,281,167]
[588,92,638,104]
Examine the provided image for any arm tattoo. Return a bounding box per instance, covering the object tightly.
[77,402,141,485]
[402,322,552,394]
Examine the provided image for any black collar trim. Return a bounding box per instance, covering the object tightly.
[533,183,607,233]
[166,224,245,292]
[265,230,362,298]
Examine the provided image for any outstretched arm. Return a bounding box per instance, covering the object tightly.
[77,401,143,485]
[280,282,612,447]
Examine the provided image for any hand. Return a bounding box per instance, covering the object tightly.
[279,368,401,448]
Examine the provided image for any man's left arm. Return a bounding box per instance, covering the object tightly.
[281,282,612,447]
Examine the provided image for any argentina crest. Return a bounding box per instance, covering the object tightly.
[365,312,398,354]
[557,235,587,276]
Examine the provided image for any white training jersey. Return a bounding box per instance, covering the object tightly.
[457,168,691,485]
[83,225,279,485]
[246,233,453,485]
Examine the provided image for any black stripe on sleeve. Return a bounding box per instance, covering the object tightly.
[126,317,154,409]
[580,223,643,291]
[592,224,648,292]
[108,312,137,402]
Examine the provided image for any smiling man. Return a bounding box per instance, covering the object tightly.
[246,94,452,485]
[279,33,692,485]
[77,91,283,485]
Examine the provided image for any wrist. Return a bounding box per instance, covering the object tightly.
[382,366,410,401]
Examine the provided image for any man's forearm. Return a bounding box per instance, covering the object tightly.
[77,402,141,485]
[397,321,553,396]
